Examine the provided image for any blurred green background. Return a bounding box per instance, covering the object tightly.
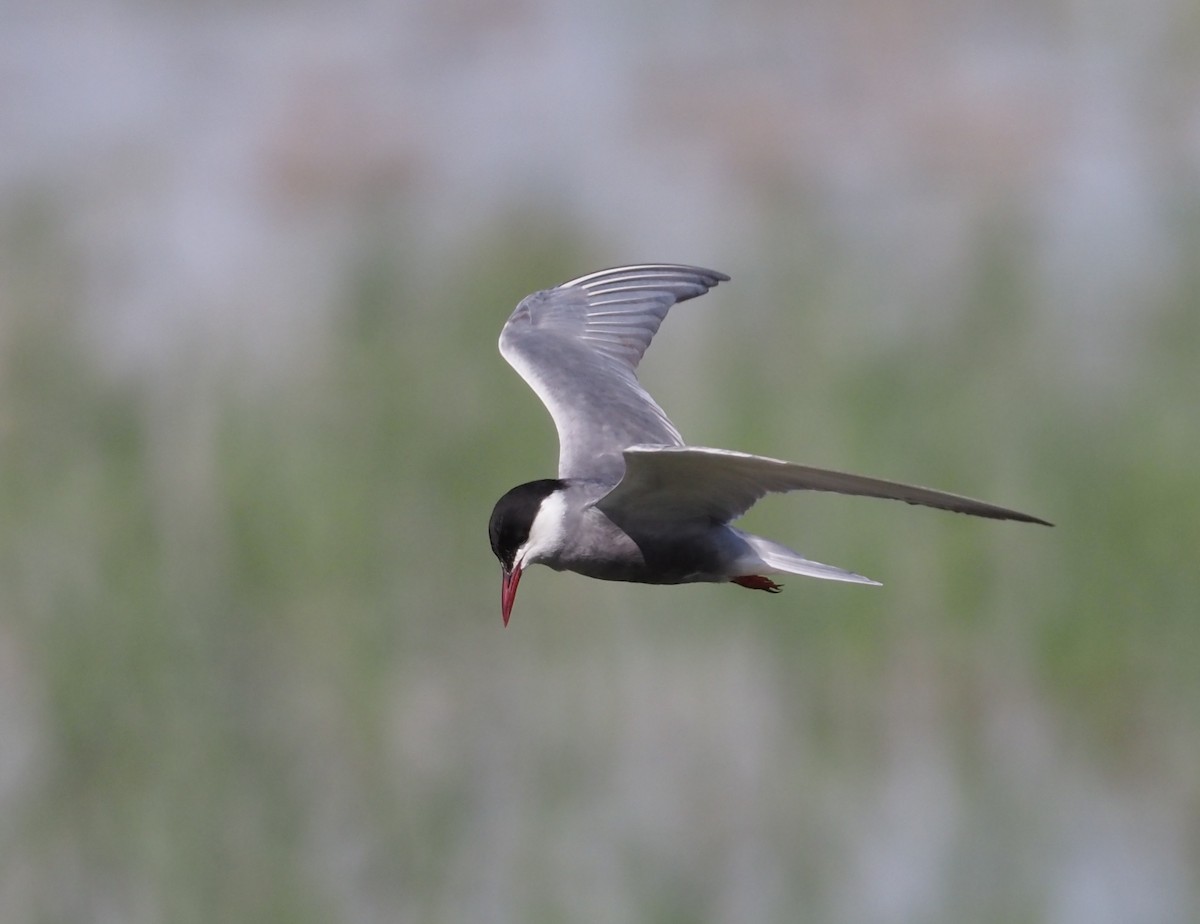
[2,1,1199,922]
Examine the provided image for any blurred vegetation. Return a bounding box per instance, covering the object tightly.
[2,195,1198,923]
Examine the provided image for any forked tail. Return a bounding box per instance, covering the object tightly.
[739,532,881,586]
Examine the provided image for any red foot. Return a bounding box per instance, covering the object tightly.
[731,575,783,593]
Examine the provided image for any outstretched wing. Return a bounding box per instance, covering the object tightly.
[595,445,1053,525]
[499,265,729,481]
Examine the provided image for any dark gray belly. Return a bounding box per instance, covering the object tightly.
[555,513,742,585]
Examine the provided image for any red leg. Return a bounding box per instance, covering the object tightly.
[731,575,783,593]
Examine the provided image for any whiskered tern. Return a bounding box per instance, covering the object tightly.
[489,265,1050,625]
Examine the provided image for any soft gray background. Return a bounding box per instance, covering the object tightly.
[3,0,1198,922]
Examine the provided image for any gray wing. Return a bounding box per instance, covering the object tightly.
[595,446,1053,525]
[499,265,729,481]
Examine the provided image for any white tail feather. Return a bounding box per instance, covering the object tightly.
[740,533,881,586]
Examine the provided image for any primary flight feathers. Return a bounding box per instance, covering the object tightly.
[499,265,728,481]
[596,445,1053,526]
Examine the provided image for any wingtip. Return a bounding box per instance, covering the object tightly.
[1005,511,1055,527]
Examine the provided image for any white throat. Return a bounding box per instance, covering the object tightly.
[515,490,569,568]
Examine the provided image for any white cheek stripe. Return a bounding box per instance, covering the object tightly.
[516,491,569,567]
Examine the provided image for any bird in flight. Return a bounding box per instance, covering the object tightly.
[488,265,1050,625]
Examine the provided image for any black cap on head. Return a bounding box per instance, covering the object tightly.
[488,480,565,570]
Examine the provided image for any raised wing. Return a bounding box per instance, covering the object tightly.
[499,265,729,481]
[595,445,1053,525]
